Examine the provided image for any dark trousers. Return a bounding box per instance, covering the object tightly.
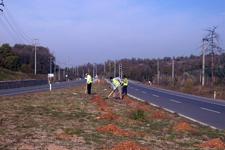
[87,83,92,94]
[122,86,128,95]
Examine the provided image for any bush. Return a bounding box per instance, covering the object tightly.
[183,78,194,92]
[130,109,145,120]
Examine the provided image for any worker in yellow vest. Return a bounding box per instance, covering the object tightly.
[122,75,128,98]
[108,77,122,99]
[85,73,93,94]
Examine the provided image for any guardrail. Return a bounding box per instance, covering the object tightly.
[0,79,48,90]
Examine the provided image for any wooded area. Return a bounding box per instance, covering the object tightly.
[0,43,55,74]
[71,54,225,86]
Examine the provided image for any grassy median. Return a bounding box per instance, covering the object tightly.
[0,80,225,150]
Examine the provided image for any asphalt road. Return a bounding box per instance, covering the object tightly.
[128,81,225,130]
[0,80,85,96]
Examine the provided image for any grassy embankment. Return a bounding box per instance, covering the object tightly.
[0,67,45,81]
[0,81,225,149]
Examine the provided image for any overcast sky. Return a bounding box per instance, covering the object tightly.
[0,0,225,66]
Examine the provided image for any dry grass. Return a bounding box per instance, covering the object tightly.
[0,81,225,149]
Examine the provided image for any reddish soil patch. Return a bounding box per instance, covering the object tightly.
[47,144,69,150]
[151,111,168,120]
[124,97,151,112]
[55,130,85,144]
[18,144,35,150]
[96,124,134,137]
[56,132,73,141]
[124,97,134,105]
[198,138,225,149]
[91,95,111,112]
[111,141,149,150]
[173,122,195,132]
[97,112,119,120]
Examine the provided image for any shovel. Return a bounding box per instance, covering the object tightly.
[107,90,114,99]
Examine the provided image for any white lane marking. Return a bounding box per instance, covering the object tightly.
[128,94,145,102]
[132,81,225,107]
[152,94,159,98]
[178,114,217,130]
[128,94,219,130]
[200,107,221,114]
[170,99,182,104]
[141,91,147,94]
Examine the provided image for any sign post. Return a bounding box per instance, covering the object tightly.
[48,73,54,91]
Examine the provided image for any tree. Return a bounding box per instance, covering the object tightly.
[0,44,21,70]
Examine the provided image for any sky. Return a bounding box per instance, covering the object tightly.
[0,0,225,66]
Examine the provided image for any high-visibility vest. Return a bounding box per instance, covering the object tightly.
[112,78,121,88]
[123,78,128,86]
[87,75,93,84]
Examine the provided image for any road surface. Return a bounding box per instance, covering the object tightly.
[128,81,225,130]
[0,80,85,96]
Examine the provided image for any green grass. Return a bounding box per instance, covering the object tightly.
[0,67,45,81]
[0,67,28,81]
[130,109,146,121]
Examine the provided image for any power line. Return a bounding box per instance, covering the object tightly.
[4,5,32,42]
[0,1,32,44]
[0,14,19,42]
[2,13,27,43]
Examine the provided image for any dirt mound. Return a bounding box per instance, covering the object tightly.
[97,124,133,137]
[198,138,225,149]
[111,141,149,150]
[97,112,119,120]
[91,95,111,112]
[173,122,195,132]
[151,111,168,119]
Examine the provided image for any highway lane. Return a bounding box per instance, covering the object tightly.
[0,80,85,96]
[128,81,225,129]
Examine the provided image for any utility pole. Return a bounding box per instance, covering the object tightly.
[82,68,84,78]
[63,69,65,80]
[114,61,116,77]
[109,62,111,77]
[205,26,217,85]
[119,64,123,79]
[34,39,38,75]
[202,38,208,87]
[96,64,97,76]
[92,64,95,78]
[54,60,56,80]
[49,57,52,74]
[76,67,78,78]
[157,59,160,85]
[172,57,175,84]
[104,62,106,76]
[58,66,60,81]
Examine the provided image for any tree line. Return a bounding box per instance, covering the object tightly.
[69,54,225,86]
[0,43,55,74]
